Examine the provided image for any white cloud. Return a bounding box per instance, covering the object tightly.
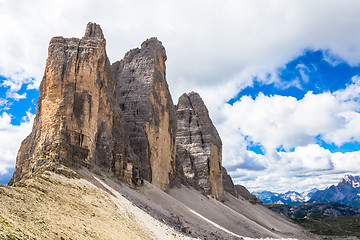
[230,145,360,193]
[221,79,360,152]
[0,99,9,111]
[332,151,360,172]
[0,112,34,175]
[221,79,360,192]
[296,63,310,83]
[279,145,333,172]
[1,0,360,101]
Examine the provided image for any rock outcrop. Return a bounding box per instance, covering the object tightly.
[235,185,262,204]
[111,38,177,191]
[10,23,141,186]
[175,92,224,199]
[222,167,238,198]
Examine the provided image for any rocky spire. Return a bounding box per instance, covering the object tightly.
[9,23,141,186]
[111,37,176,191]
[84,22,104,39]
[175,92,224,199]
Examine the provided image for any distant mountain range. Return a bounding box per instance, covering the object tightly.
[253,188,318,205]
[309,175,360,208]
[254,174,360,208]
[267,202,360,218]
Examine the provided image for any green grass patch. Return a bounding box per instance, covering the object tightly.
[293,216,360,237]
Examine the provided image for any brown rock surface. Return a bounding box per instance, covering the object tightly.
[175,92,224,199]
[10,23,141,186]
[111,38,177,191]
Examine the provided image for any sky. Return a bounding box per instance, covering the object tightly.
[1,0,360,193]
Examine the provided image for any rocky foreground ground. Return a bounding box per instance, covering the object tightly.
[0,163,316,240]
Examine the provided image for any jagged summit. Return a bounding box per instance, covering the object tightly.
[9,22,140,186]
[140,37,167,60]
[84,22,104,39]
[177,92,222,147]
[340,174,360,188]
[112,35,175,191]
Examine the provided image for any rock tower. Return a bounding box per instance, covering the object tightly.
[175,92,224,199]
[10,23,141,186]
[111,38,177,191]
[10,23,232,199]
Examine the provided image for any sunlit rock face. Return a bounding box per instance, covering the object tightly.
[10,23,141,186]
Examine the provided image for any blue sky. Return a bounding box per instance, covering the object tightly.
[0,76,38,125]
[229,50,360,104]
[228,49,360,155]
[1,0,360,192]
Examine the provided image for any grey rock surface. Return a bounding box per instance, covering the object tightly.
[175,92,224,199]
[235,185,262,204]
[111,37,177,191]
[222,167,238,198]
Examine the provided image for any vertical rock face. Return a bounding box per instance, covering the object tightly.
[10,23,141,186]
[176,92,224,199]
[222,167,238,198]
[111,38,177,191]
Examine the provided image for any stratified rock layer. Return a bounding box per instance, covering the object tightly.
[111,38,177,191]
[10,23,141,186]
[176,92,224,199]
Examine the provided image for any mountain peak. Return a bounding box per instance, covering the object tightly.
[84,22,104,39]
[339,174,360,188]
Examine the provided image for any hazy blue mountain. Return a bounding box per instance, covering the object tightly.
[309,175,360,208]
[253,188,318,205]
[255,175,360,209]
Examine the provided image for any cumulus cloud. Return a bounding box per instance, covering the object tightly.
[221,77,360,192]
[1,0,360,102]
[0,112,34,175]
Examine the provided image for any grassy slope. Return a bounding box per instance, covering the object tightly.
[293,215,360,237]
[266,203,360,237]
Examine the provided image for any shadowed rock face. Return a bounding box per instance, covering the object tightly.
[10,23,141,186]
[111,38,177,191]
[176,92,224,199]
[222,167,238,198]
[235,185,262,204]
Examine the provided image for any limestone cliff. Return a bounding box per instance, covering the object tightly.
[10,23,141,186]
[111,38,177,191]
[175,92,224,199]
